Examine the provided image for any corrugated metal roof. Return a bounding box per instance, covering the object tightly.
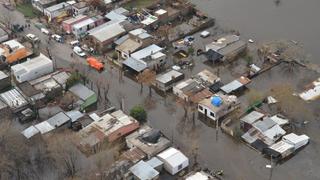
[35,121,55,134]
[253,119,277,132]
[129,161,159,180]
[131,44,162,60]
[45,2,70,12]
[22,126,40,139]
[0,71,8,80]
[146,157,163,169]
[89,22,125,43]
[240,111,265,124]
[156,70,183,84]
[69,83,95,101]
[0,88,28,109]
[122,57,147,72]
[105,11,127,21]
[220,80,243,94]
[47,112,70,127]
[66,110,84,122]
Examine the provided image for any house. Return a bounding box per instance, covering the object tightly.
[240,111,266,132]
[0,39,33,65]
[0,71,10,92]
[11,53,53,83]
[72,18,95,38]
[62,15,88,34]
[122,44,166,73]
[77,110,139,154]
[242,118,286,147]
[299,78,320,101]
[0,28,9,43]
[129,160,159,180]
[264,133,309,160]
[72,2,88,16]
[173,70,219,101]
[0,88,29,113]
[116,28,153,59]
[126,125,171,159]
[89,21,126,52]
[157,147,189,175]
[62,83,97,111]
[205,35,247,62]
[44,2,72,22]
[198,94,239,121]
[31,0,57,13]
[220,76,251,94]
[154,70,184,92]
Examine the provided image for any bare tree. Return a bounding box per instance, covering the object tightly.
[136,69,156,96]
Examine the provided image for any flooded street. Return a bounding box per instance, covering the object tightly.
[190,0,320,64]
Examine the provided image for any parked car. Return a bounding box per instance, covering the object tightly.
[26,33,40,43]
[87,57,104,71]
[81,44,94,53]
[73,46,86,57]
[51,34,63,43]
[41,28,49,35]
[70,40,80,47]
[200,31,210,38]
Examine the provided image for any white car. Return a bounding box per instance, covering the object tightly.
[41,28,49,35]
[73,46,86,57]
[26,33,40,42]
[51,34,63,43]
[200,31,210,38]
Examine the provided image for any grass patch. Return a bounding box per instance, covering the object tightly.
[123,0,155,10]
[16,4,36,18]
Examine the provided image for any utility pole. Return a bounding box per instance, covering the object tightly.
[269,155,273,180]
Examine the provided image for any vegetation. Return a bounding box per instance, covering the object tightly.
[124,0,155,10]
[130,105,147,123]
[136,69,156,96]
[16,4,37,18]
[66,71,86,90]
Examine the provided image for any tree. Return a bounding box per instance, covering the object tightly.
[136,69,156,96]
[130,105,147,124]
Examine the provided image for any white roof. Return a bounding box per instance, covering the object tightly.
[151,52,166,59]
[186,171,211,180]
[156,70,183,84]
[35,121,55,134]
[299,79,320,101]
[240,111,265,124]
[131,44,163,60]
[11,53,52,73]
[269,141,294,154]
[89,22,125,42]
[155,9,167,16]
[157,147,188,167]
[45,2,70,12]
[129,28,147,36]
[0,71,8,80]
[141,15,158,26]
[270,115,289,126]
[47,112,70,127]
[263,124,286,141]
[2,39,24,52]
[22,126,40,139]
[105,11,127,21]
[129,161,159,180]
[221,80,243,94]
[282,133,310,144]
[73,18,94,29]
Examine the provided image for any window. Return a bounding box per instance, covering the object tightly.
[178,164,183,170]
[198,105,203,111]
[210,112,215,117]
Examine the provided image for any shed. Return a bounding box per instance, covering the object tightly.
[154,70,184,92]
[22,126,40,139]
[47,112,71,127]
[129,160,159,180]
[157,147,189,175]
[35,121,55,134]
[69,83,97,110]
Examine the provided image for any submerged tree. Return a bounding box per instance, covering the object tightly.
[130,105,147,124]
[136,69,156,96]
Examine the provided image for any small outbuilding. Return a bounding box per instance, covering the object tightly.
[157,147,189,175]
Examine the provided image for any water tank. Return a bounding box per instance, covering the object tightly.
[211,96,222,107]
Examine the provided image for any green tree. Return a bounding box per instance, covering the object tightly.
[130,105,147,123]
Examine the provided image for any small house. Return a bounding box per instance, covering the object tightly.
[77,110,139,154]
[154,70,184,92]
[62,15,88,34]
[220,76,251,94]
[240,111,265,132]
[72,18,95,38]
[129,160,159,180]
[65,83,97,111]
[116,28,153,59]
[282,133,310,150]
[0,71,11,92]
[44,2,72,22]
[31,0,57,13]
[89,21,126,52]
[198,94,239,121]
[11,53,53,83]
[71,2,88,16]
[122,44,166,73]
[157,147,189,175]
[0,39,33,65]
[126,125,171,159]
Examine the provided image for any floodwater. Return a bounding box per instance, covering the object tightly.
[190,0,320,64]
